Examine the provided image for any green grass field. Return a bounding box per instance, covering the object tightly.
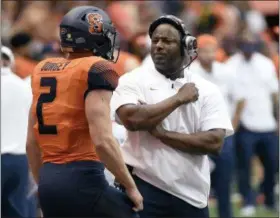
[208,174,279,218]
[209,201,279,218]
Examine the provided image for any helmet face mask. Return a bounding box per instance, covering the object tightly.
[59,6,120,63]
[98,23,120,63]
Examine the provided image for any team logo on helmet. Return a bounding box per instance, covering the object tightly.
[86,13,103,34]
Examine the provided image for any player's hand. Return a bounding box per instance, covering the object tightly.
[149,124,166,139]
[126,187,144,212]
[176,83,199,104]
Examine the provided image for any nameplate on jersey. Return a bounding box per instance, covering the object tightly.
[41,61,71,71]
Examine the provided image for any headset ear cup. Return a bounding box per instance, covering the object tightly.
[184,36,197,55]
[192,37,197,51]
[184,35,191,54]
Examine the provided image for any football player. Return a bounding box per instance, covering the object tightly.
[26,6,143,217]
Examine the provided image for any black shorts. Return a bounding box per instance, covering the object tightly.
[38,161,139,218]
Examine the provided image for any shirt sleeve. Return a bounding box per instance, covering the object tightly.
[84,60,119,98]
[200,85,234,137]
[110,72,143,124]
[266,60,278,93]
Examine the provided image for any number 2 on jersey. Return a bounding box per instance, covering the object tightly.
[36,77,57,134]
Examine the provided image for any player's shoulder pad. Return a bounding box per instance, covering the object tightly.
[85,59,119,98]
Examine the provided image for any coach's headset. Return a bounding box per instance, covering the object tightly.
[148,15,198,73]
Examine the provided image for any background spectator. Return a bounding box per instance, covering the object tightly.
[226,29,278,217]
[1,46,35,217]
[1,1,278,217]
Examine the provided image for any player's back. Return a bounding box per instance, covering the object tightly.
[31,56,117,164]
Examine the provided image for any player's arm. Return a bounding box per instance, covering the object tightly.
[85,90,137,191]
[113,80,198,131]
[150,127,225,155]
[26,105,42,184]
[85,61,137,191]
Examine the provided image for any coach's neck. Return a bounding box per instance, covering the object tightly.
[157,67,184,81]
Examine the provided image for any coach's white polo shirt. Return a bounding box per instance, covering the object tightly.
[1,67,32,155]
[226,52,278,132]
[189,61,244,119]
[112,121,127,145]
[111,63,233,208]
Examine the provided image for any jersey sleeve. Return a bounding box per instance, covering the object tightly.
[110,70,143,125]
[85,60,119,98]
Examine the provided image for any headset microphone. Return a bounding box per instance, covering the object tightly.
[166,50,198,77]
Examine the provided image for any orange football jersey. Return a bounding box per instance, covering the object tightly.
[31,56,119,164]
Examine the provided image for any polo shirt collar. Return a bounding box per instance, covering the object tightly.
[148,62,190,85]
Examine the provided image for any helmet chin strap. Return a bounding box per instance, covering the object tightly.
[164,51,198,77]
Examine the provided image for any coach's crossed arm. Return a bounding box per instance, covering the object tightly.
[150,126,225,155]
[117,83,199,131]
[149,85,232,156]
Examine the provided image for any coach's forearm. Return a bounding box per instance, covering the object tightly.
[118,95,182,131]
[26,142,42,184]
[95,136,137,190]
[159,129,225,155]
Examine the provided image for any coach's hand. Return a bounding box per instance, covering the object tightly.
[126,187,144,212]
[176,83,199,104]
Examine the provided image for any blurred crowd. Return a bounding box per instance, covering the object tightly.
[1,0,279,217]
[1,1,279,78]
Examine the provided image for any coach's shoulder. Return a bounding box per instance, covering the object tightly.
[193,73,220,93]
[192,74,223,105]
[118,65,144,83]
